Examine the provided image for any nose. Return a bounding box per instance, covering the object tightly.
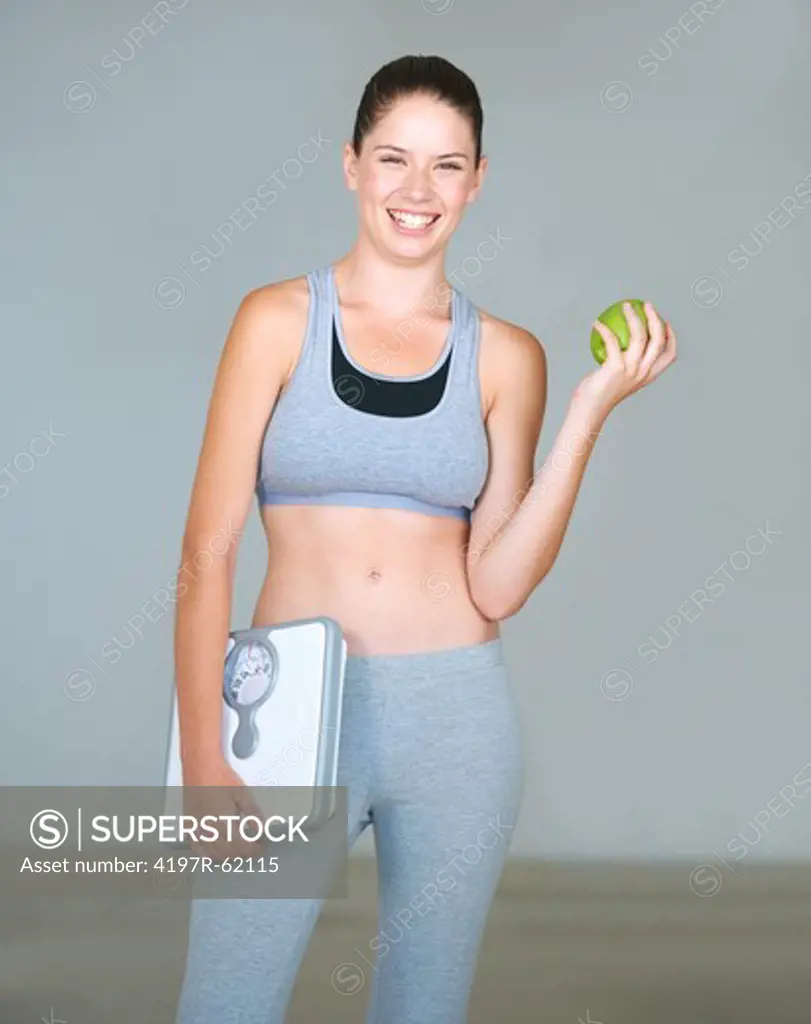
[401,164,434,204]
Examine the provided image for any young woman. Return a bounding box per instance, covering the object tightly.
[173,54,676,1024]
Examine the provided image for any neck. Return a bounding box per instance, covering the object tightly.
[333,236,453,319]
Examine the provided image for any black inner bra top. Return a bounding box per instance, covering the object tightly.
[331,319,451,418]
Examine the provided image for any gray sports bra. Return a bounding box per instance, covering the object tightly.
[256,263,489,521]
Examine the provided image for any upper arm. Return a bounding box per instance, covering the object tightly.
[468,319,547,560]
[181,281,304,557]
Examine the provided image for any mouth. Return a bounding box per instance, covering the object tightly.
[386,208,442,235]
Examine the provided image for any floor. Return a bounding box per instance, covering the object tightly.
[3,858,810,1023]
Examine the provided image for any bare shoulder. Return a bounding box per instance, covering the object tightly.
[243,272,310,317]
[477,307,547,418]
[225,273,311,385]
[231,273,310,342]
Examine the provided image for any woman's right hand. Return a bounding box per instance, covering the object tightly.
[181,755,267,860]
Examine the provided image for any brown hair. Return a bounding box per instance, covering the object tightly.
[352,55,483,164]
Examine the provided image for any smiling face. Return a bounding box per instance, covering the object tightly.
[343,92,486,263]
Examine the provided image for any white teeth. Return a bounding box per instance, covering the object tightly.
[389,210,437,229]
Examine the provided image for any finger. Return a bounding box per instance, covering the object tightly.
[208,841,227,862]
[639,321,678,385]
[197,833,222,861]
[636,302,667,379]
[644,301,666,351]
[235,785,263,820]
[622,301,647,372]
[233,790,266,853]
[666,321,678,360]
[214,817,246,859]
[231,785,264,838]
[652,320,678,370]
[236,785,269,849]
[202,813,228,861]
[592,319,623,366]
[209,790,248,859]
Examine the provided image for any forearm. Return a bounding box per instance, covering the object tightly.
[469,400,607,618]
[173,549,235,769]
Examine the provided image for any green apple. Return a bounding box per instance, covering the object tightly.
[590,298,648,364]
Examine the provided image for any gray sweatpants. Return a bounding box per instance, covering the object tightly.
[175,637,524,1023]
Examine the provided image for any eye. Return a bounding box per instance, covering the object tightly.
[437,161,464,171]
[380,155,406,164]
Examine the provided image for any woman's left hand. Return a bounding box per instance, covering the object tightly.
[572,301,677,423]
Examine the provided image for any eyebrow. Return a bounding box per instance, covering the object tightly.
[372,145,469,161]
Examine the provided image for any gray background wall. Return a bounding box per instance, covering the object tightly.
[2,0,809,864]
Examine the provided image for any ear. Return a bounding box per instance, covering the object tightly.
[466,153,488,204]
[342,142,359,192]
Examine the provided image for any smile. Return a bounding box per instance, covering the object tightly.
[386,209,442,233]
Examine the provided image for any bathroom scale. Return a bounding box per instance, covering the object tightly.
[163,616,346,831]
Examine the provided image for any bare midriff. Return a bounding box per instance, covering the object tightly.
[253,504,498,656]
